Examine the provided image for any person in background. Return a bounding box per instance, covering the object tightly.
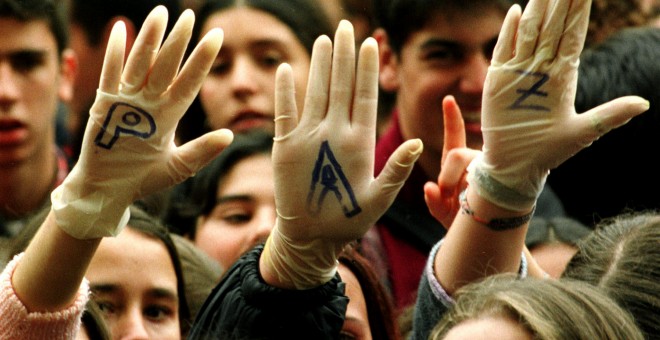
[176,0,334,143]
[361,0,567,312]
[0,0,75,240]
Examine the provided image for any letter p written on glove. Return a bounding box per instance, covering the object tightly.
[52,6,233,239]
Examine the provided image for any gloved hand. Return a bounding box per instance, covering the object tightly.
[472,0,650,211]
[51,6,232,239]
[260,20,423,289]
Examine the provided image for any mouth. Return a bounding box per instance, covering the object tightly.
[461,110,482,134]
[0,119,28,146]
[229,111,274,133]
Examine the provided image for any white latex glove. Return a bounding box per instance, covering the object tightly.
[260,20,423,289]
[51,6,232,239]
[472,0,650,211]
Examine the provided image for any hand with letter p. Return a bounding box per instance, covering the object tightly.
[51,6,233,239]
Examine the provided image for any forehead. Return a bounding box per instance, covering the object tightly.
[406,7,505,48]
[0,18,58,55]
[201,7,304,49]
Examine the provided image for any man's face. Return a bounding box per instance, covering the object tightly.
[0,18,72,166]
[382,8,505,175]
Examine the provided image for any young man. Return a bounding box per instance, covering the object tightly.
[365,0,568,310]
[0,0,75,242]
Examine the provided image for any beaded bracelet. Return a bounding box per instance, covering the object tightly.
[459,189,535,231]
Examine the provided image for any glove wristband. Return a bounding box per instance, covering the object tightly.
[261,226,339,290]
[51,185,131,239]
[468,158,540,211]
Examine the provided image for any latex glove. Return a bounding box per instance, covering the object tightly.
[473,0,650,211]
[424,96,480,229]
[260,20,423,289]
[51,7,232,239]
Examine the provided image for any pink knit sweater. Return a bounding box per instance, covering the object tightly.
[0,254,89,339]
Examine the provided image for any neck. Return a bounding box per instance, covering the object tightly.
[0,147,58,218]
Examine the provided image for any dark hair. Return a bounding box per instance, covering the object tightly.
[193,0,333,55]
[525,217,592,249]
[587,0,651,47]
[547,27,660,226]
[0,0,69,54]
[562,211,660,338]
[163,130,274,237]
[69,0,181,46]
[81,300,112,340]
[126,205,192,337]
[373,0,526,55]
[338,242,400,340]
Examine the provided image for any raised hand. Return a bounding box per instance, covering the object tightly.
[261,20,423,289]
[424,96,479,228]
[473,0,649,211]
[51,6,233,239]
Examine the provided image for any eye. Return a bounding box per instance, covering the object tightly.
[424,47,464,67]
[95,301,116,315]
[143,305,174,322]
[259,50,284,68]
[209,56,230,75]
[9,51,45,74]
[339,331,357,340]
[482,38,498,61]
[223,212,252,224]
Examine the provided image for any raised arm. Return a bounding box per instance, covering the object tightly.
[260,20,423,290]
[8,5,230,319]
[434,0,648,295]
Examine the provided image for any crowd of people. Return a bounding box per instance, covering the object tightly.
[0,0,658,339]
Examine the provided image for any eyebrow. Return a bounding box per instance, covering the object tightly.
[215,194,255,204]
[419,38,463,51]
[0,49,47,60]
[91,284,178,301]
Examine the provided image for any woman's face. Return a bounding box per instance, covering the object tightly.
[199,7,311,133]
[338,263,372,340]
[195,154,276,270]
[86,227,181,339]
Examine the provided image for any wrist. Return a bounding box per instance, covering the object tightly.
[460,186,534,231]
[260,226,340,290]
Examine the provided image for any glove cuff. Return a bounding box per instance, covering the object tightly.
[467,156,540,212]
[51,184,130,239]
[261,226,339,290]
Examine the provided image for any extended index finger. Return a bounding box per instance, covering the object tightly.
[98,21,126,94]
[441,96,466,165]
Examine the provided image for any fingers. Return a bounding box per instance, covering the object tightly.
[170,129,234,182]
[327,20,356,126]
[577,96,650,143]
[274,63,299,141]
[300,35,332,126]
[168,28,224,109]
[512,0,548,63]
[98,21,126,94]
[438,148,478,199]
[120,6,168,94]
[556,0,592,64]
[350,37,379,131]
[144,9,195,97]
[492,4,522,66]
[536,0,570,60]
[441,95,466,165]
[373,138,423,205]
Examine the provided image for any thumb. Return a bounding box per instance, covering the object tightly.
[171,129,234,181]
[577,95,650,142]
[372,138,423,206]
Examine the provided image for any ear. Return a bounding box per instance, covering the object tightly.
[58,48,77,103]
[373,28,400,92]
[104,16,138,58]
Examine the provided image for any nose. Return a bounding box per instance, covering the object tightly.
[114,308,150,340]
[251,207,276,244]
[458,52,489,94]
[0,62,20,104]
[229,57,259,99]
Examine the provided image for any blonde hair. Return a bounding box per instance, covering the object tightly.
[430,275,643,340]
